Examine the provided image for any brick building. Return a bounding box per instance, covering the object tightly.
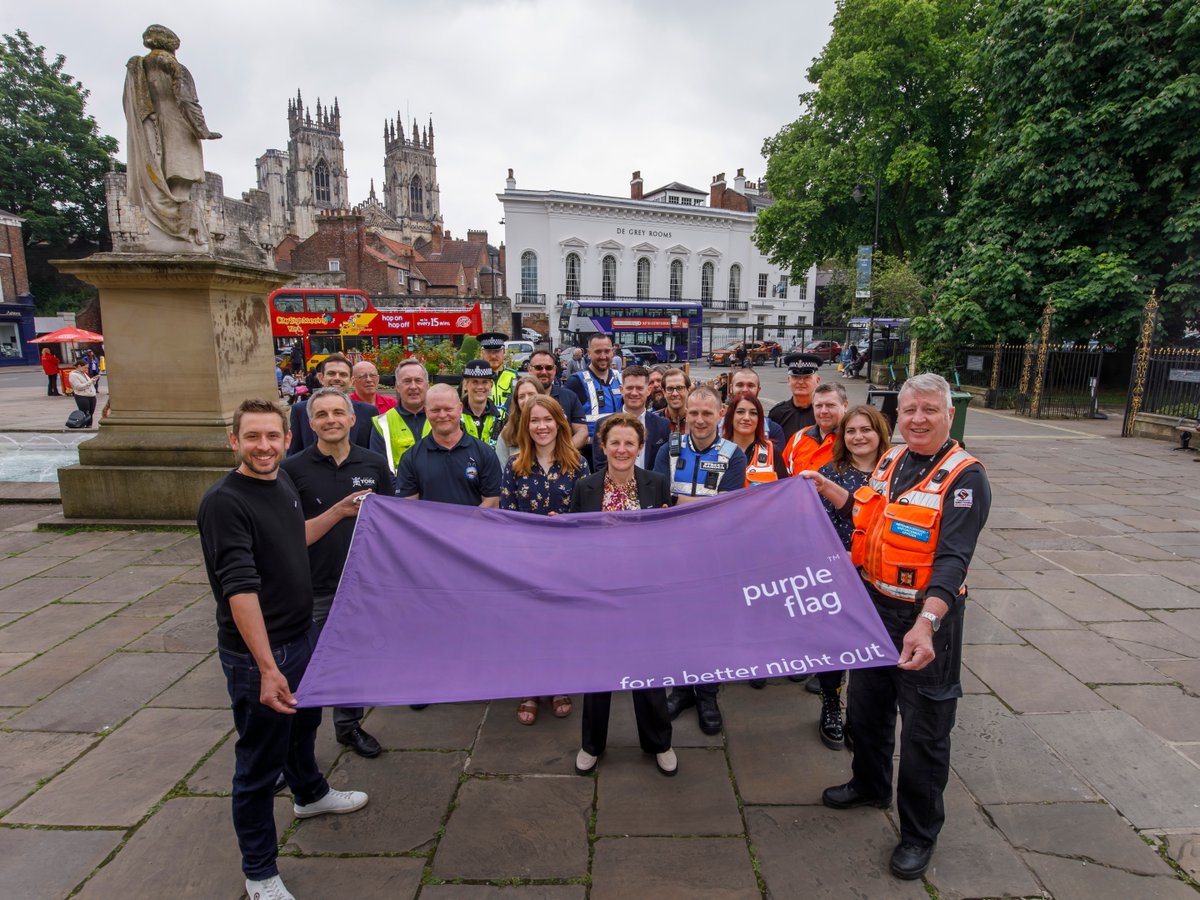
[0,209,37,366]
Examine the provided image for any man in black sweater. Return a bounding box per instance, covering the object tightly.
[199,398,369,900]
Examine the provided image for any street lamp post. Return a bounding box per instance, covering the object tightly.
[853,178,882,385]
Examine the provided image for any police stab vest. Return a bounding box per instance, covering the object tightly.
[462,408,503,447]
[490,368,518,410]
[373,410,432,472]
[669,433,737,498]
[579,368,623,437]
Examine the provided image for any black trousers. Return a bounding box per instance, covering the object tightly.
[581,688,672,756]
[74,393,96,424]
[847,598,963,848]
[46,373,60,395]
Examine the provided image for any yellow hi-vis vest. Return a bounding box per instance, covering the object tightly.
[373,409,431,472]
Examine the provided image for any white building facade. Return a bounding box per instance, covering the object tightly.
[498,170,815,347]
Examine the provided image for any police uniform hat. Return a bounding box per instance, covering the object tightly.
[462,359,495,379]
[783,352,824,376]
[478,332,508,350]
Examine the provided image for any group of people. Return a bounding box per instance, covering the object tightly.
[199,329,990,899]
[40,347,103,427]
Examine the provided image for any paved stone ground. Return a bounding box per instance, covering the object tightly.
[1,400,1199,897]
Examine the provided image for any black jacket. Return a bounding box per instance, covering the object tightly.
[568,466,672,512]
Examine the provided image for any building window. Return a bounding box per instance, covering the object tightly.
[565,253,581,299]
[636,257,651,300]
[521,251,538,300]
[601,254,616,301]
[758,273,769,298]
[669,260,682,300]
[729,264,741,303]
[701,261,714,303]
[327,259,340,272]
[314,160,331,204]
[777,315,786,337]
[409,175,423,212]
[778,275,789,298]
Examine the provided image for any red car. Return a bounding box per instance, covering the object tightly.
[803,339,842,362]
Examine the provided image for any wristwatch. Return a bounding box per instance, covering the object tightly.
[918,610,942,632]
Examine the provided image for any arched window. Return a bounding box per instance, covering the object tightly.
[669,259,683,300]
[521,251,538,302]
[409,175,423,212]
[701,261,714,303]
[601,255,617,301]
[728,264,741,304]
[565,253,581,299]
[636,257,651,300]
[314,160,330,204]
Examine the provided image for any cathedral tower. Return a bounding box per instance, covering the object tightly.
[383,114,442,243]
[285,90,349,239]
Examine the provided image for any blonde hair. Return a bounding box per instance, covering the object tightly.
[511,395,583,477]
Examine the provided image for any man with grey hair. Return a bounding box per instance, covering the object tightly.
[818,373,990,881]
[282,387,395,760]
[370,358,430,473]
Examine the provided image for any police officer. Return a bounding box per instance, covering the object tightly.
[370,358,431,473]
[783,382,849,476]
[479,332,519,410]
[814,373,990,881]
[768,352,824,443]
[653,385,746,734]
[565,332,623,460]
[461,359,506,447]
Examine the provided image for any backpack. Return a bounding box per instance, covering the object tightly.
[66,410,91,429]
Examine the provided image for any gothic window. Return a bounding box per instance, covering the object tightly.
[728,264,741,303]
[521,251,538,301]
[701,262,714,303]
[636,257,651,300]
[669,259,683,300]
[601,255,617,300]
[565,253,581,299]
[409,175,423,213]
[314,161,331,204]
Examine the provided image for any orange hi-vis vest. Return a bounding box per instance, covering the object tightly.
[784,425,836,476]
[744,441,778,486]
[850,441,980,602]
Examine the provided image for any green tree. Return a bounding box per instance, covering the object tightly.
[924,0,1200,344]
[816,254,927,325]
[0,30,117,245]
[755,0,990,272]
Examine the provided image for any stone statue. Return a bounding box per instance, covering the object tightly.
[122,25,221,252]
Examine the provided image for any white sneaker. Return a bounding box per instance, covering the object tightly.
[245,874,295,900]
[574,749,599,775]
[655,748,678,776]
[293,787,368,819]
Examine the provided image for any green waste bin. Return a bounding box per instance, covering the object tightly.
[950,391,971,447]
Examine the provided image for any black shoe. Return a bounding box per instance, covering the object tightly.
[787,674,808,684]
[805,677,823,694]
[337,726,382,759]
[818,691,844,751]
[273,773,288,794]
[695,693,723,735]
[409,704,428,711]
[890,841,934,880]
[822,782,890,810]
[748,679,767,689]
[665,690,695,720]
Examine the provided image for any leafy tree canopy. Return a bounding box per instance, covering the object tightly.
[816,254,927,325]
[0,30,118,245]
[755,0,990,272]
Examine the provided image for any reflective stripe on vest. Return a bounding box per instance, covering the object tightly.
[373,410,431,472]
[784,424,834,476]
[580,369,623,434]
[745,441,777,486]
[490,369,518,409]
[669,435,737,498]
[462,412,500,447]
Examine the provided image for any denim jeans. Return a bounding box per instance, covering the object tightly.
[220,632,328,880]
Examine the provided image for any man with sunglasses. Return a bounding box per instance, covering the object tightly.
[527,349,588,449]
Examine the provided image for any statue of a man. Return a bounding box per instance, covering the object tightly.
[122,25,221,251]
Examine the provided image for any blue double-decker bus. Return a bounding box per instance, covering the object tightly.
[558,299,703,362]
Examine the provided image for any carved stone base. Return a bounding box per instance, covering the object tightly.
[50,253,290,521]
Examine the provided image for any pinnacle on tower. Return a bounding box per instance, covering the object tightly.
[412,119,419,143]
[428,116,434,151]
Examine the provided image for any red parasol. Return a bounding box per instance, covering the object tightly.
[30,326,105,344]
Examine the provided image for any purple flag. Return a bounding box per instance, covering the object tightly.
[296,476,898,707]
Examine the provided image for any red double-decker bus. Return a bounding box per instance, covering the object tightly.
[269,288,483,365]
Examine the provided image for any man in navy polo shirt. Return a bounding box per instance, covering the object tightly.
[281,387,395,759]
[396,383,501,507]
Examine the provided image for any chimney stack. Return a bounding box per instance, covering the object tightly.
[734,168,746,193]
[506,168,516,189]
[631,170,643,200]
[710,172,727,208]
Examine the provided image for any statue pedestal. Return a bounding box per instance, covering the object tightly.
[50,254,290,521]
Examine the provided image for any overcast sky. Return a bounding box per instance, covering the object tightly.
[5,1,836,240]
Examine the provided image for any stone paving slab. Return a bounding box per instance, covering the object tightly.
[1154,609,1200,642]
[969,588,1080,630]
[119,582,209,617]
[142,534,203,565]
[1021,628,1172,684]
[423,887,586,899]
[590,837,759,900]
[963,644,1113,713]
[72,796,294,899]
[66,564,193,602]
[0,531,58,554]
[1008,569,1147,622]
[0,825,125,900]
[1154,659,1200,694]
[1165,834,1200,881]
[269,857,426,899]
[150,652,228,709]
[0,575,102,613]
[467,698,582,775]
[0,730,97,812]
[433,776,592,880]
[38,548,153,580]
[1082,574,1200,609]
[102,530,194,552]
[961,603,1023,644]
[0,554,61,588]
[289,750,465,855]
[6,649,201,732]
[595,747,742,836]
[1026,709,1200,830]
[1096,684,1200,743]
[0,613,165,706]
[1093,621,1200,660]
[0,651,32,677]
[1148,560,1200,589]
[20,530,131,557]
[124,599,218,652]
[1021,851,1198,900]
[0,602,119,654]
[6,707,229,826]
[365,701,486,750]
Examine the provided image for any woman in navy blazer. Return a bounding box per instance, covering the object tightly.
[567,413,676,777]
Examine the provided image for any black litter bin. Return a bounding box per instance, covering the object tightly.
[867,389,899,432]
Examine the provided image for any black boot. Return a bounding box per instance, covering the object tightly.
[818,688,844,750]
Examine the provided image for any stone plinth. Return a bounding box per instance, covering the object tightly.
[50,254,289,520]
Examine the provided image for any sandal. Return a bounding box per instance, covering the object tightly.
[517,697,538,725]
[552,695,573,718]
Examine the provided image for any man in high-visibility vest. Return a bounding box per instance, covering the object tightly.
[783,382,848,476]
[369,358,430,472]
[479,332,519,410]
[814,373,990,882]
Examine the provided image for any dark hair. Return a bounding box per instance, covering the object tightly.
[830,404,892,474]
[814,382,848,403]
[622,365,651,380]
[721,391,766,446]
[529,348,558,369]
[318,353,351,374]
[598,411,646,447]
[232,398,288,437]
[588,332,613,347]
[662,367,691,388]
